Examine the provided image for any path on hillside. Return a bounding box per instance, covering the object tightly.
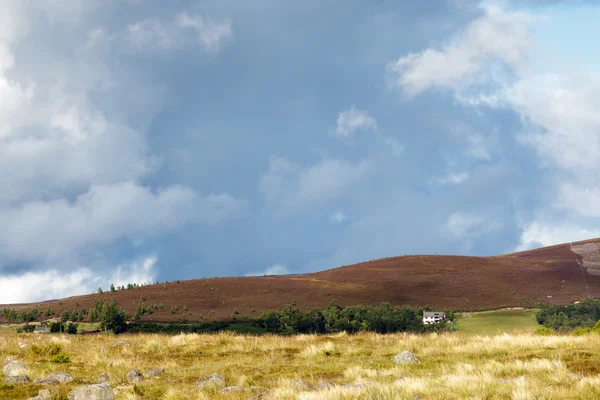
[570,242,590,298]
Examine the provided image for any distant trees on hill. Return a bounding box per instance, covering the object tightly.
[536,299,600,331]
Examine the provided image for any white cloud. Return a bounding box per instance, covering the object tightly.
[443,212,485,238]
[177,12,233,54]
[465,134,491,160]
[245,264,289,277]
[0,2,243,302]
[330,211,348,224]
[382,136,405,156]
[438,172,469,185]
[127,12,232,54]
[0,183,244,265]
[0,256,157,304]
[388,3,532,96]
[516,222,600,252]
[335,106,377,137]
[260,157,370,213]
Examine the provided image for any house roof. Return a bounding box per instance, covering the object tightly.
[423,312,446,318]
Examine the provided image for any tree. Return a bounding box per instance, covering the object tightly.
[97,287,103,295]
[110,284,116,292]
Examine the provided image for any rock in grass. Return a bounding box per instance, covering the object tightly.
[67,382,115,400]
[126,369,143,383]
[220,385,244,393]
[292,379,313,390]
[26,389,52,400]
[394,351,420,365]
[96,373,110,383]
[196,373,226,388]
[3,360,27,377]
[143,368,164,378]
[35,372,74,385]
[4,375,29,383]
[316,381,334,390]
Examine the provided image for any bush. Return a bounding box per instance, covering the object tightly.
[30,343,63,358]
[573,327,592,336]
[21,324,36,333]
[534,326,555,336]
[50,352,70,363]
[67,323,78,335]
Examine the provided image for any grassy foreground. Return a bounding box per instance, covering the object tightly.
[2,329,600,399]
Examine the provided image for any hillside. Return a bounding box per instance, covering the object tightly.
[3,239,600,322]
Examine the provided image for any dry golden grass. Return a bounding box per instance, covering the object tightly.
[2,329,600,399]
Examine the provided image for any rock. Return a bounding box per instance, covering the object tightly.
[196,373,226,388]
[3,356,13,365]
[411,396,422,400]
[394,351,420,365]
[96,373,110,383]
[126,369,143,383]
[316,381,334,390]
[35,372,74,385]
[292,379,312,390]
[113,340,128,347]
[68,382,115,400]
[4,375,29,383]
[221,386,244,393]
[570,373,583,380]
[26,389,52,400]
[3,360,27,377]
[143,368,164,377]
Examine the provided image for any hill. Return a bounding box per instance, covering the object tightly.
[3,239,600,323]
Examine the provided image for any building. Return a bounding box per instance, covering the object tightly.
[423,311,446,325]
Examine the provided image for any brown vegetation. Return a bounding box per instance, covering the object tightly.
[3,239,600,323]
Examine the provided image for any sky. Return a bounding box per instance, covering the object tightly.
[1,0,600,303]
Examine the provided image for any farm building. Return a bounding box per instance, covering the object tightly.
[33,326,50,334]
[423,311,446,325]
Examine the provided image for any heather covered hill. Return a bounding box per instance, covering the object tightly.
[3,239,600,322]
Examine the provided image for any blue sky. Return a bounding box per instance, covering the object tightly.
[1,0,600,302]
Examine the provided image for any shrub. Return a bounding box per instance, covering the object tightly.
[573,327,592,336]
[21,324,36,333]
[534,327,554,336]
[30,343,63,358]
[67,323,78,335]
[50,352,70,363]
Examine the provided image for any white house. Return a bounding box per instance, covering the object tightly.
[423,311,446,325]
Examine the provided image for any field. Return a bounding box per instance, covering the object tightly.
[455,309,540,335]
[2,239,600,323]
[3,327,600,399]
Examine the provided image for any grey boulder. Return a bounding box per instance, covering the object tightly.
[3,361,27,377]
[196,373,226,388]
[68,382,115,400]
[394,351,420,365]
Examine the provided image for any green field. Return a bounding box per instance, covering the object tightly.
[455,308,540,334]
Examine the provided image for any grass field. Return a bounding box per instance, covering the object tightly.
[455,308,540,335]
[3,326,600,399]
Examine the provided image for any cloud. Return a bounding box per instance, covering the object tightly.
[438,172,469,185]
[516,222,600,252]
[0,256,157,304]
[0,183,244,265]
[0,1,243,302]
[330,211,348,224]
[127,12,232,53]
[335,106,377,137]
[260,157,370,214]
[245,264,289,277]
[443,212,485,238]
[382,137,405,156]
[388,3,532,96]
